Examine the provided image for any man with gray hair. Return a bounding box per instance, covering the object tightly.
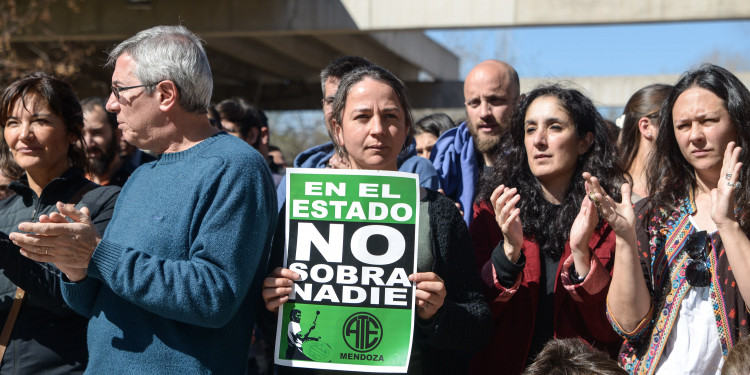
[9,25,277,373]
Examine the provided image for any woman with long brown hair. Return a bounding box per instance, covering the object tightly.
[618,84,673,200]
[591,64,750,374]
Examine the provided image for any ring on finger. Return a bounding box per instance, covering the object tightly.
[726,173,733,180]
[588,192,601,207]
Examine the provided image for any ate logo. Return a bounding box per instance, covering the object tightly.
[342,312,383,352]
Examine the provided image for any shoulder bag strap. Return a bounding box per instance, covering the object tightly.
[0,288,25,361]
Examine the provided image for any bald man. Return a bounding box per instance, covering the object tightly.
[431,60,520,225]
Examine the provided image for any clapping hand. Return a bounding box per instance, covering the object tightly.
[583,172,636,242]
[490,184,523,262]
[711,142,742,229]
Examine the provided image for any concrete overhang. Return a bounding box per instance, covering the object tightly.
[8,0,750,109]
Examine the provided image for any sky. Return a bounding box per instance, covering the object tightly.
[426,20,750,79]
[271,20,750,157]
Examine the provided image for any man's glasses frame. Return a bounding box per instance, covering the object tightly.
[684,230,711,287]
[111,83,157,100]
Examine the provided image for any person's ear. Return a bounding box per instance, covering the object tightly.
[638,117,655,141]
[260,126,270,146]
[157,80,179,112]
[403,124,411,148]
[578,132,594,155]
[333,119,345,149]
[246,127,260,145]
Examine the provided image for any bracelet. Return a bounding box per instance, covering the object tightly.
[569,264,586,284]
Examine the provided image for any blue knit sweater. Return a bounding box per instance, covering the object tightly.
[61,132,278,374]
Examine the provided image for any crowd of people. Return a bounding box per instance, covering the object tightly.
[0,24,748,375]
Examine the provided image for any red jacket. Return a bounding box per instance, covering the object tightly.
[468,200,622,375]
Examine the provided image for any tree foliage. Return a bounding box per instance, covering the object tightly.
[267,110,331,163]
[0,0,93,86]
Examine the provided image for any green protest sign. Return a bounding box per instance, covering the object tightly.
[275,169,419,373]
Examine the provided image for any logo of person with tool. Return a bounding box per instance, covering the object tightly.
[286,309,332,362]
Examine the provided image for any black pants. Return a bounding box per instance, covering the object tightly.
[286,344,311,361]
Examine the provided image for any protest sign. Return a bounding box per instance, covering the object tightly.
[275,168,419,373]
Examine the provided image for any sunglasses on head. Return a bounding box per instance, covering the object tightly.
[684,230,711,287]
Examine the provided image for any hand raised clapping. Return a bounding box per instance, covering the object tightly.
[582,172,636,242]
[711,142,742,229]
[490,185,523,262]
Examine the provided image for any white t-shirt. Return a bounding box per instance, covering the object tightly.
[655,219,724,374]
[287,321,302,349]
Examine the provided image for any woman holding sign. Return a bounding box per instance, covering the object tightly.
[468,84,625,374]
[262,65,491,374]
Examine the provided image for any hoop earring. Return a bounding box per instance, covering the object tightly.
[334,143,347,160]
[399,140,409,157]
[398,135,413,156]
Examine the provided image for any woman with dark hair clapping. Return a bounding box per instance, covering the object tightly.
[469,84,625,374]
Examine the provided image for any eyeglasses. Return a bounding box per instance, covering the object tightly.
[111,83,156,100]
[684,230,711,287]
[643,112,660,120]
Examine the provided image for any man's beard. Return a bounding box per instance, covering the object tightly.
[472,131,502,155]
[89,138,119,177]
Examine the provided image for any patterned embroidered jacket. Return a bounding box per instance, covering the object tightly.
[606,191,749,374]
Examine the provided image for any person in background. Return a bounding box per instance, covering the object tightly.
[207,103,224,129]
[594,64,750,375]
[721,335,750,375]
[216,97,283,185]
[0,72,119,374]
[262,65,491,375]
[469,84,625,374]
[80,97,135,187]
[268,144,287,175]
[617,84,673,201]
[216,97,268,153]
[522,338,627,375]
[414,113,455,159]
[431,59,521,226]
